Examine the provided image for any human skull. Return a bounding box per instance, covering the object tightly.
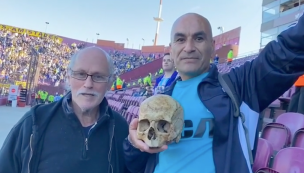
[137,94,184,148]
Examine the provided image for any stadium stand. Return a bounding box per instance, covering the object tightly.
[0,29,161,89]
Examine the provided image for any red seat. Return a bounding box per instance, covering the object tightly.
[126,106,135,124]
[275,112,304,143]
[292,128,304,148]
[256,147,304,173]
[252,138,273,173]
[261,123,291,153]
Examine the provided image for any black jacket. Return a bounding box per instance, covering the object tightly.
[123,13,304,173]
[0,94,129,173]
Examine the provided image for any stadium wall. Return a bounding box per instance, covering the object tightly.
[119,57,163,82]
[213,27,241,54]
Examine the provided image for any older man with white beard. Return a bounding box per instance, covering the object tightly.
[0,47,130,173]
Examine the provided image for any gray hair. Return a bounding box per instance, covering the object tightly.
[64,46,115,91]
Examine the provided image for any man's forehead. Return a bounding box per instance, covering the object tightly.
[163,55,171,59]
[171,13,212,37]
[73,48,109,70]
[76,48,106,62]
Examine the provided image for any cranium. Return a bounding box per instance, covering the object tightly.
[137,94,184,148]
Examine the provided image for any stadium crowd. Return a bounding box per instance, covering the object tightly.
[0,29,159,87]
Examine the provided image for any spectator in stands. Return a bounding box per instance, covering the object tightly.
[132,90,141,97]
[122,79,127,90]
[0,47,129,173]
[35,91,40,104]
[158,68,163,75]
[54,92,61,102]
[139,83,147,96]
[227,49,233,65]
[213,54,219,65]
[288,75,304,114]
[138,78,142,85]
[30,91,35,106]
[116,76,123,90]
[123,12,304,173]
[154,53,178,95]
[143,85,153,97]
[144,73,152,86]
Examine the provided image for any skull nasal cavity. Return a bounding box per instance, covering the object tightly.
[148,127,156,140]
[157,120,170,133]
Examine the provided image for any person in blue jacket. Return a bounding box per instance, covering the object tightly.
[123,12,304,173]
[54,92,62,102]
[153,53,178,95]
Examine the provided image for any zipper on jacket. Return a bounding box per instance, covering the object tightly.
[82,135,88,158]
[83,122,97,158]
[108,124,115,173]
[28,134,34,173]
[85,138,88,150]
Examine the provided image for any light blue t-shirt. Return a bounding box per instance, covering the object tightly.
[154,73,215,173]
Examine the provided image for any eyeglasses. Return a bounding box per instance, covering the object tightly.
[70,70,110,83]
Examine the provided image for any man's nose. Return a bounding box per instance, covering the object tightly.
[183,40,196,53]
[83,76,93,88]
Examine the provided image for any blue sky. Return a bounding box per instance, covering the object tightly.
[0,0,262,54]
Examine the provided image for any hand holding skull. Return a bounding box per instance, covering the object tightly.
[136,94,184,148]
[128,118,168,153]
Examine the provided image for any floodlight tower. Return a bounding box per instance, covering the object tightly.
[153,0,163,46]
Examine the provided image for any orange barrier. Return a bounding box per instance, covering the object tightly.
[295,75,304,87]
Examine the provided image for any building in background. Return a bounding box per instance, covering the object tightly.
[261,0,304,48]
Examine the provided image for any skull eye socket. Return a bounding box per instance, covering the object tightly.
[138,119,150,132]
[157,120,170,133]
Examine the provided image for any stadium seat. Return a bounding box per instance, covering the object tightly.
[126,106,135,124]
[252,138,273,173]
[292,128,304,148]
[275,112,304,143]
[117,102,124,113]
[256,147,304,173]
[132,106,139,120]
[278,87,295,110]
[268,100,281,120]
[261,123,291,153]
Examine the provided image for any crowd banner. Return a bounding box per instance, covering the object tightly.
[15,81,27,88]
[0,24,63,43]
[0,83,10,88]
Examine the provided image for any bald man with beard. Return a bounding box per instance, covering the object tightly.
[0,47,130,173]
[123,13,304,173]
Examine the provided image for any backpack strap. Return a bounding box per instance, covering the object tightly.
[218,73,254,165]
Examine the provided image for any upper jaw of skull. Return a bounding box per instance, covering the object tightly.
[138,119,172,148]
